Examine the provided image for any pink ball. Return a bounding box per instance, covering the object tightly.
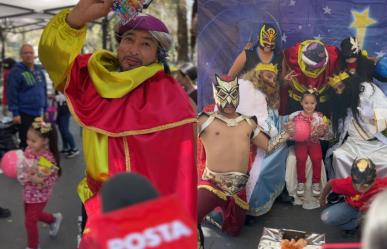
[0,150,24,179]
[293,119,311,142]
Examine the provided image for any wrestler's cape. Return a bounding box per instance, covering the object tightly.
[65,54,197,220]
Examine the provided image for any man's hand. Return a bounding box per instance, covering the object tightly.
[244,41,253,50]
[319,181,332,208]
[67,0,114,29]
[319,195,327,208]
[283,121,295,137]
[13,115,21,125]
[283,70,298,82]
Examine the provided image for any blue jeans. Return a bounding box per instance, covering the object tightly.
[321,202,361,230]
[56,110,76,150]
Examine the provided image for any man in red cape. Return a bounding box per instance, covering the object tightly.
[281,40,340,115]
[38,0,197,230]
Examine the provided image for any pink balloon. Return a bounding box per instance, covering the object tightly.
[293,119,311,142]
[0,150,24,179]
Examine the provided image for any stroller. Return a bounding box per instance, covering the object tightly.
[0,117,18,158]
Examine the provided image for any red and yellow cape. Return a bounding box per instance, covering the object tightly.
[64,53,197,220]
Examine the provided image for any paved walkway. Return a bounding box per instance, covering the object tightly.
[0,118,83,249]
[203,201,357,249]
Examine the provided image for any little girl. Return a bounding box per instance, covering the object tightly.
[289,90,328,197]
[17,117,62,249]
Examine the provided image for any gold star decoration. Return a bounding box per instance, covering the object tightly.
[350,8,377,49]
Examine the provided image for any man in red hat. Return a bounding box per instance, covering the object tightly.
[38,0,197,229]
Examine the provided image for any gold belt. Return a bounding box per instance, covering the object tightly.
[202,167,248,196]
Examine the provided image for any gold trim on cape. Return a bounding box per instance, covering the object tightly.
[123,137,131,171]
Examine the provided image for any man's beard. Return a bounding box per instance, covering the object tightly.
[255,78,279,109]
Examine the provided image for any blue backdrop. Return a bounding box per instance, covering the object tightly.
[197,0,387,110]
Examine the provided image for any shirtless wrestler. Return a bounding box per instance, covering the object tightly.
[197,75,291,245]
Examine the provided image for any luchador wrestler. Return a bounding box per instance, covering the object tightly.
[228,23,282,78]
[38,0,197,226]
[282,40,340,115]
[197,75,291,241]
[320,158,387,234]
[339,36,377,82]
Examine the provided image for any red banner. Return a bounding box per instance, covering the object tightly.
[322,243,362,249]
[81,195,196,249]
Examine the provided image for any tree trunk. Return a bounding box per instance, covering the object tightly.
[176,0,189,62]
[190,0,197,61]
[0,27,5,62]
[102,16,109,50]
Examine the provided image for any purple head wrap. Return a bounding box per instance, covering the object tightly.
[115,15,169,42]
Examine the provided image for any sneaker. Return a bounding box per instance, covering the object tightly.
[0,207,11,218]
[49,212,63,237]
[312,183,321,196]
[60,149,70,154]
[65,149,80,158]
[296,183,305,196]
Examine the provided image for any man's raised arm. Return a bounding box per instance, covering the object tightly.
[38,0,113,91]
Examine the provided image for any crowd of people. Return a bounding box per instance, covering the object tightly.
[1,1,387,249]
[197,20,387,248]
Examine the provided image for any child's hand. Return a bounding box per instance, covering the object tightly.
[311,124,327,139]
[26,166,39,182]
[27,166,38,176]
[29,174,44,185]
[37,167,52,177]
[283,121,295,137]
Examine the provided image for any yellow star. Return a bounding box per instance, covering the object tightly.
[350,8,377,49]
